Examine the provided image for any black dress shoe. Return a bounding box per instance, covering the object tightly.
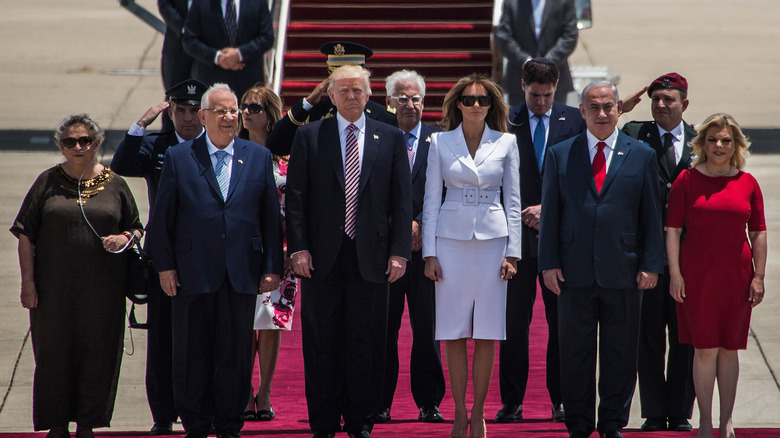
[373,407,391,423]
[667,417,693,431]
[640,417,667,431]
[568,432,590,438]
[347,431,371,438]
[216,431,241,438]
[494,404,522,423]
[150,421,174,435]
[311,432,335,438]
[600,430,623,438]
[184,432,207,438]
[418,405,445,422]
[551,403,565,422]
[46,427,70,438]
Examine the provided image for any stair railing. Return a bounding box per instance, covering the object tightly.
[267,0,291,96]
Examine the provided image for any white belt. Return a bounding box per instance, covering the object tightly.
[445,187,501,206]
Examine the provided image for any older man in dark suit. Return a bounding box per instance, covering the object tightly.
[182,0,274,100]
[621,73,696,433]
[149,83,283,438]
[286,65,412,438]
[496,0,578,105]
[111,78,206,436]
[496,58,585,424]
[539,81,664,438]
[374,70,445,425]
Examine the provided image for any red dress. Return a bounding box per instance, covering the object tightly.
[666,169,765,349]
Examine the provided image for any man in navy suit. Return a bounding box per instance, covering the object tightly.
[111,78,206,436]
[539,81,664,438]
[497,58,585,424]
[374,70,445,425]
[157,0,194,132]
[149,83,283,438]
[286,65,412,438]
[183,0,274,101]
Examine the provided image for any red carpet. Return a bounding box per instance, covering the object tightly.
[3,289,776,437]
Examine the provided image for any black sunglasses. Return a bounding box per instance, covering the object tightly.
[60,136,94,149]
[459,95,492,107]
[240,103,265,114]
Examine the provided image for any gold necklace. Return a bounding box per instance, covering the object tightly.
[705,162,733,176]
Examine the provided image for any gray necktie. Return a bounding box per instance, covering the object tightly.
[224,0,237,46]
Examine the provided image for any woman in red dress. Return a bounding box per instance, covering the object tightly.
[666,113,767,438]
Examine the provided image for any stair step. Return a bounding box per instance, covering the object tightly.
[290,3,492,21]
[287,34,489,51]
[288,22,491,33]
[284,51,493,62]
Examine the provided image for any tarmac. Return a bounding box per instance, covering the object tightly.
[1,0,779,433]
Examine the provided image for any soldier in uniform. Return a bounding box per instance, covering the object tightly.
[110,78,207,436]
[265,41,397,156]
[621,72,696,433]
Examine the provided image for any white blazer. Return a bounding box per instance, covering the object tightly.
[422,123,522,259]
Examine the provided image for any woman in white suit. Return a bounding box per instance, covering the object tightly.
[423,75,522,438]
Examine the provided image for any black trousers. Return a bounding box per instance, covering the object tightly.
[637,267,695,419]
[498,256,561,406]
[171,278,255,434]
[381,249,445,411]
[558,284,642,435]
[301,235,389,434]
[145,279,178,423]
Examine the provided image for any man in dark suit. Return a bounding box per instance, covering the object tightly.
[539,81,664,438]
[182,0,274,101]
[149,84,283,438]
[496,0,578,105]
[621,73,696,433]
[373,70,445,425]
[496,58,585,424]
[265,41,397,157]
[157,0,194,132]
[286,65,412,438]
[111,78,206,436]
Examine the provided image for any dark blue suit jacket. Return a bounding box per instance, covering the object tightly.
[508,101,585,258]
[411,123,442,222]
[538,131,664,289]
[286,116,412,283]
[183,0,274,98]
[149,135,283,296]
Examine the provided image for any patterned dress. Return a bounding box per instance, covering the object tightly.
[254,159,297,330]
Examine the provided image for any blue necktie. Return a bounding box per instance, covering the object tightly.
[403,131,414,171]
[533,115,546,171]
[214,150,229,200]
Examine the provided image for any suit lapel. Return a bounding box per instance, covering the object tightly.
[226,139,246,201]
[213,0,230,43]
[473,125,500,168]
[192,136,223,200]
[320,118,345,189]
[412,125,432,181]
[600,134,631,195]
[359,121,380,196]
[445,126,479,176]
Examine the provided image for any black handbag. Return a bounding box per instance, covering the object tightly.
[126,235,153,305]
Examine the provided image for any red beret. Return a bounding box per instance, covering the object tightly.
[647,72,688,97]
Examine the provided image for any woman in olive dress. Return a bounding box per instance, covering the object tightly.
[12,114,143,438]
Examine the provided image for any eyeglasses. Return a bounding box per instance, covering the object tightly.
[203,108,239,116]
[390,95,423,106]
[60,136,94,149]
[240,103,265,114]
[459,95,492,107]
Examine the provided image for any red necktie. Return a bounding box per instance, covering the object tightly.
[344,124,359,239]
[592,141,606,193]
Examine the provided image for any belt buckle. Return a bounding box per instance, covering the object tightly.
[463,187,478,205]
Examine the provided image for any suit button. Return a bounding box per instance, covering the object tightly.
[339,225,344,231]
[667,182,672,188]
[665,203,669,208]
[221,234,226,239]
[663,226,668,231]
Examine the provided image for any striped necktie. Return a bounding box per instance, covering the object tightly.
[214,150,229,200]
[344,124,359,239]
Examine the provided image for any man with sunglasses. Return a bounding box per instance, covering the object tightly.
[374,70,445,425]
[111,77,207,436]
[265,41,397,157]
[497,58,585,425]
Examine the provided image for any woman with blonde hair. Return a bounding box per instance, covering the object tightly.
[422,74,521,438]
[666,113,766,438]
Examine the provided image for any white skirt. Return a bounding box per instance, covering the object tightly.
[434,236,508,340]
